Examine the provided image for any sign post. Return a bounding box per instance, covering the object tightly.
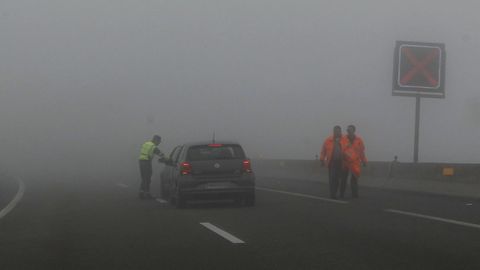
[414,96,420,163]
[393,41,446,163]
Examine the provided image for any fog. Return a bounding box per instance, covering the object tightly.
[1,0,479,178]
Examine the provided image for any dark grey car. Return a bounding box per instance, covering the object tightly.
[160,141,255,208]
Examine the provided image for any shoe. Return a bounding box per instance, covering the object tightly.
[144,193,154,200]
[138,192,145,200]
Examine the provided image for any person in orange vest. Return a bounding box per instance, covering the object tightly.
[341,125,367,198]
[320,126,348,199]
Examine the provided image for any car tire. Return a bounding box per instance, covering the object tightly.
[168,185,176,205]
[245,192,255,207]
[176,194,186,209]
[174,186,186,209]
[160,181,168,199]
[233,195,243,207]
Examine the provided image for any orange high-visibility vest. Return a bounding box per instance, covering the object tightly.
[343,135,367,177]
[320,135,348,166]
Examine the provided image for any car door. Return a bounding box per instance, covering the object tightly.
[169,145,185,192]
[161,146,181,198]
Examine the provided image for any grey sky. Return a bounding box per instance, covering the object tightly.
[1,0,479,177]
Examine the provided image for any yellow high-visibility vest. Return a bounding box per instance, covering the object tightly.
[139,141,156,161]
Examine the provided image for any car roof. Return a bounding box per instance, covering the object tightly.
[182,141,241,147]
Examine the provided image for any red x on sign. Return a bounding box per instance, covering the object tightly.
[393,41,445,98]
[400,47,439,87]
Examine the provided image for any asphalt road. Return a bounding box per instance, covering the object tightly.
[0,174,17,210]
[1,173,479,270]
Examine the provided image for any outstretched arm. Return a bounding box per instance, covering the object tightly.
[153,148,167,162]
[320,142,327,166]
[359,138,367,165]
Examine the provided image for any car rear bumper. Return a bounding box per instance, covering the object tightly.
[180,187,255,201]
[178,174,255,199]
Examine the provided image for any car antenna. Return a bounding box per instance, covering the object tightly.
[212,130,216,143]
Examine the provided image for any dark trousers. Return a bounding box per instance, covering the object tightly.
[328,160,344,198]
[340,171,359,198]
[139,160,153,193]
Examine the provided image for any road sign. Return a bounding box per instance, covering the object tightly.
[393,41,446,98]
[392,41,446,163]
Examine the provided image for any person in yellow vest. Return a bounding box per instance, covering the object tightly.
[139,135,166,199]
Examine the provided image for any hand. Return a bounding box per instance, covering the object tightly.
[320,160,325,167]
[362,161,367,167]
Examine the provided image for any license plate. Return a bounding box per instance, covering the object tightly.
[205,183,228,189]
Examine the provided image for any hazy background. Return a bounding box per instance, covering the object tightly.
[1,0,479,178]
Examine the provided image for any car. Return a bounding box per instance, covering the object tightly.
[160,141,255,208]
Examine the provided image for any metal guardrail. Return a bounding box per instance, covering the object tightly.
[252,159,480,183]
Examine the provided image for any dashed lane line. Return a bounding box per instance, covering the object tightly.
[0,177,25,220]
[116,183,129,188]
[385,209,480,230]
[156,198,168,204]
[255,187,348,204]
[200,222,245,244]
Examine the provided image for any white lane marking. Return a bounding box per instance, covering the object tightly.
[255,187,348,204]
[156,198,168,204]
[200,222,245,244]
[0,177,26,220]
[116,183,129,188]
[466,203,473,206]
[385,209,480,230]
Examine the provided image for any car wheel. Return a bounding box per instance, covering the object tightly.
[168,185,176,205]
[173,186,186,209]
[176,193,186,209]
[233,195,243,207]
[160,181,168,199]
[245,192,255,207]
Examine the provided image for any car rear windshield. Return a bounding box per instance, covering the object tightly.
[187,144,246,161]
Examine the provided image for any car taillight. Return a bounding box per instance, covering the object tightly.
[180,162,192,175]
[243,159,252,173]
[208,144,223,147]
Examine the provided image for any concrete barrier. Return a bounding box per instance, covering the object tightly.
[252,159,480,183]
